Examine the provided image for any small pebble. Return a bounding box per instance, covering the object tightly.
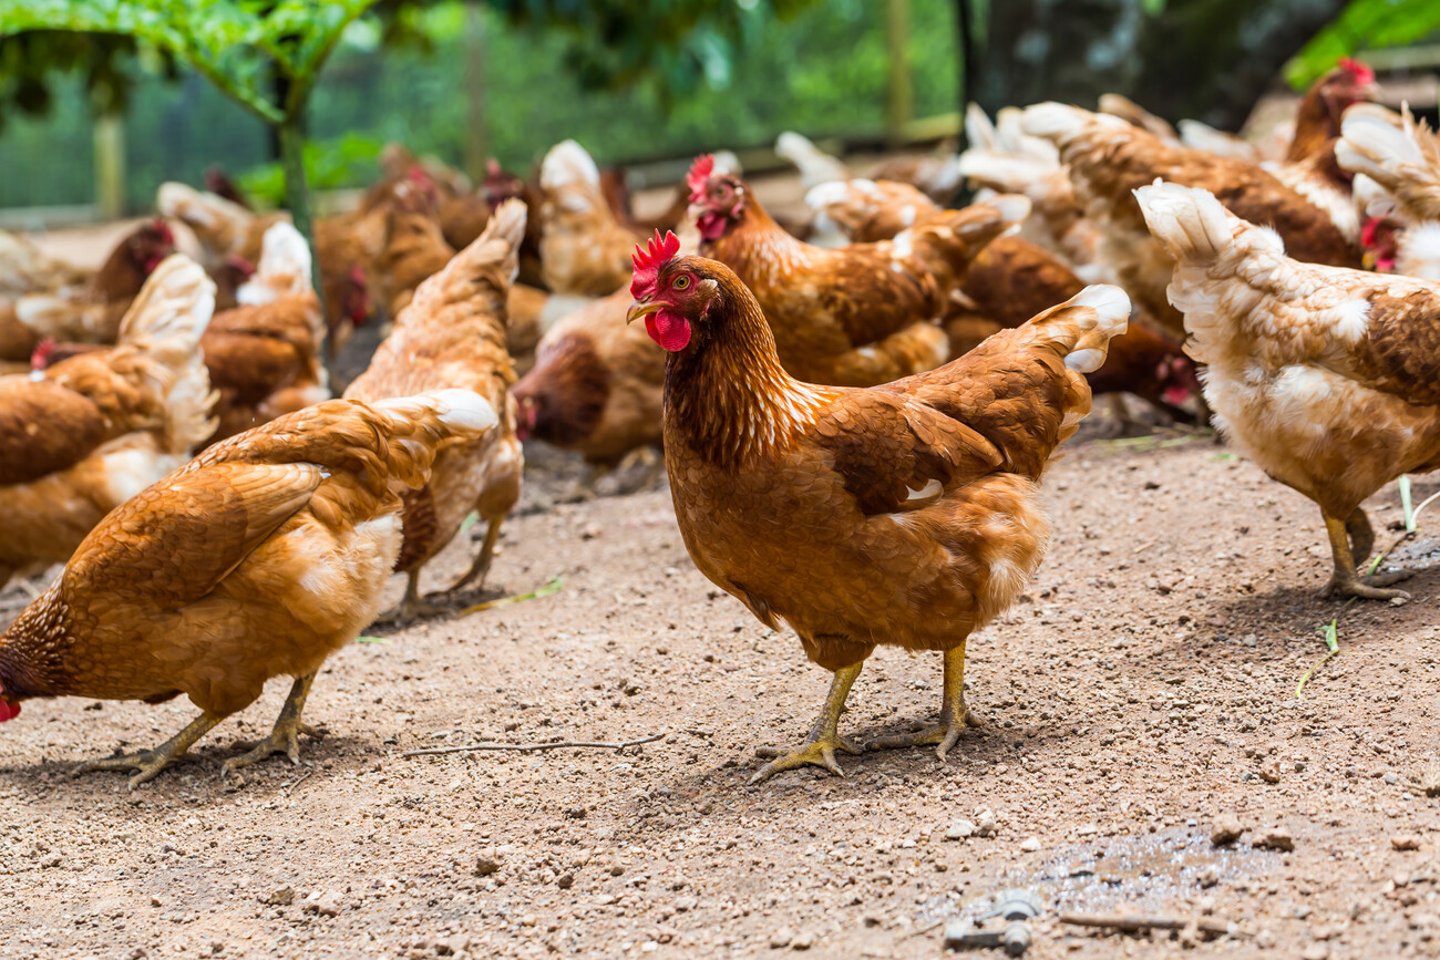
[1391,834,1421,852]
[1252,827,1294,852]
[946,820,975,841]
[770,928,793,949]
[1019,837,1041,852]
[1210,814,1243,847]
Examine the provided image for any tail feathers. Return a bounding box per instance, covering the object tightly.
[1177,119,1260,162]
[1133,181,1273,266]
[1337,103,1440,220]
[418,198,526,311]
[1053,284,1131,373]
[116,255,218,452]
[369,389,498,489]
[905,195,1030,284]
[964,103,997,150]
[541,140,601,191]
[239,222,313,306]
[775,131,849,187]
[1019,102,1099,145]
[156,182,253,255]
[1098,93,1177,141]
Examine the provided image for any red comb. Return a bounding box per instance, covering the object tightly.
[30,337,56,371]
[152,217,175,246]
[1338,58,1376,85]
[631,230,681,300]
[686,154,716,203]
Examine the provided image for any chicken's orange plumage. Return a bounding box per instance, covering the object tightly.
[626,238,1130,782]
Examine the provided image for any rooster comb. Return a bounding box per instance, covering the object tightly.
[150,217,176,245]
[686,154,716,202]
[631,230,682,300]
[30,336,56,371]
[1338,58,1376,85]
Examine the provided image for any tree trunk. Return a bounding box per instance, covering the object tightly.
[278,112,329,380]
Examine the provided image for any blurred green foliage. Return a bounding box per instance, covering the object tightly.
[238,132,387,206]
[0,0,959,211]
[1286,0,1440,88]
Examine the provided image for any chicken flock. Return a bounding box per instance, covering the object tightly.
[1,59,1437,786]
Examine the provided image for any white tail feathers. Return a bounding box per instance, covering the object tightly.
[985,193,1033,226]
[118,255,218,452]
[541,140,601,191]
[1133,180,1254,265]
[775,131,850,189]
[1178,119,1260,162]
[1019,102,1095,144]
[447,197,526,287]
[1060,284,1130,373]
[1336,104,1419,182]
[238,222,312,306]
[118,255,216,352]
[375,389,498,437]
[157,182,250,234]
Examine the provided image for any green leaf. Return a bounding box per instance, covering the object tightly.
[1284,0,1440,90]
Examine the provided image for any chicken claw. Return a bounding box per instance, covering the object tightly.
[1323,514,1413,602]
[223,674,320,776]
[749,663,862,785]
[379,570,452,625]
[73,712,223,789]
[867,644,977,761]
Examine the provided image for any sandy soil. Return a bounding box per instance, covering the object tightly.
[3,430,1438,960]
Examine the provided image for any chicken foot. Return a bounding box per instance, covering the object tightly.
[1323,513,1412,601]
[750,663,863,785]
[73,710,224,788]
[447,516,504,595]
[223,673,322,775]
[379,568,453,624]
[867,643,978,761]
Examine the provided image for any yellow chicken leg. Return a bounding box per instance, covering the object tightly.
[1323,513,1412,601]
[867,643,978,761]
[223,674,323,775]
[447,517,504,595]
[751,663,863,785]
[74,711,224,789]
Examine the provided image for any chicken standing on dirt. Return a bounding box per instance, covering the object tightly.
[1136,181,1440,600]
[0,256,216,589]
[625,231,1129,782]
[345,201,527,623]
[0,390,497,787]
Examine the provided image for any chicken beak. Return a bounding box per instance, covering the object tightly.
[626,301,665,325]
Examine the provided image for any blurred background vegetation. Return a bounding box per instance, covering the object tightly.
[0,0,1437,218]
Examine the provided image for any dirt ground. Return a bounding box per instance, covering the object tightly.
[3,428,1438,960]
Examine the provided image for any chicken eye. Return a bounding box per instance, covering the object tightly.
[673,276,691,290]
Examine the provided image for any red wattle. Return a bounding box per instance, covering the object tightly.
[646,311,692,352]
[0,700,20,722]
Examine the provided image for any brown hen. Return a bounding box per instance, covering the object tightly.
[626,232,1129,782]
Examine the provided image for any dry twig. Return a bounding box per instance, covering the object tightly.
[1059,912,1237,937]
[402,733,664,758]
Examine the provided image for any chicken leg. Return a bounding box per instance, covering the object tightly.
[867,643,978,761]
[1323,513,1412,601]
[447,516,504,595]
[223,674,323,775]
[381,568,451,624]
[750,663,863,785]
[74,711,224,788]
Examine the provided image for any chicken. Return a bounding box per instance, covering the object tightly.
[0,221,177,362]
[0,389,496,786]
[0,256,217,589]
[159,182,379,349]
[868,140,964,203]
[806,177,1198,420]
[1135,181,1440,601]
[344,200,527,622]
[958,105,1104,274]
[204,167,252,209]
[513,287,666,471]
[688,155,1027,386]
[1099,93,1180,142]
[625,230,1128,781]
[201,223,329,444]
[1337,103,1440,279]
[375,171,456,317]
[1021,102,1362,338]
[539,140,642,296]
[1177,120,1263,163]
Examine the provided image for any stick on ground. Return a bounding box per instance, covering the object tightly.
[1059,912,1237,937]
[402,733,664,758]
